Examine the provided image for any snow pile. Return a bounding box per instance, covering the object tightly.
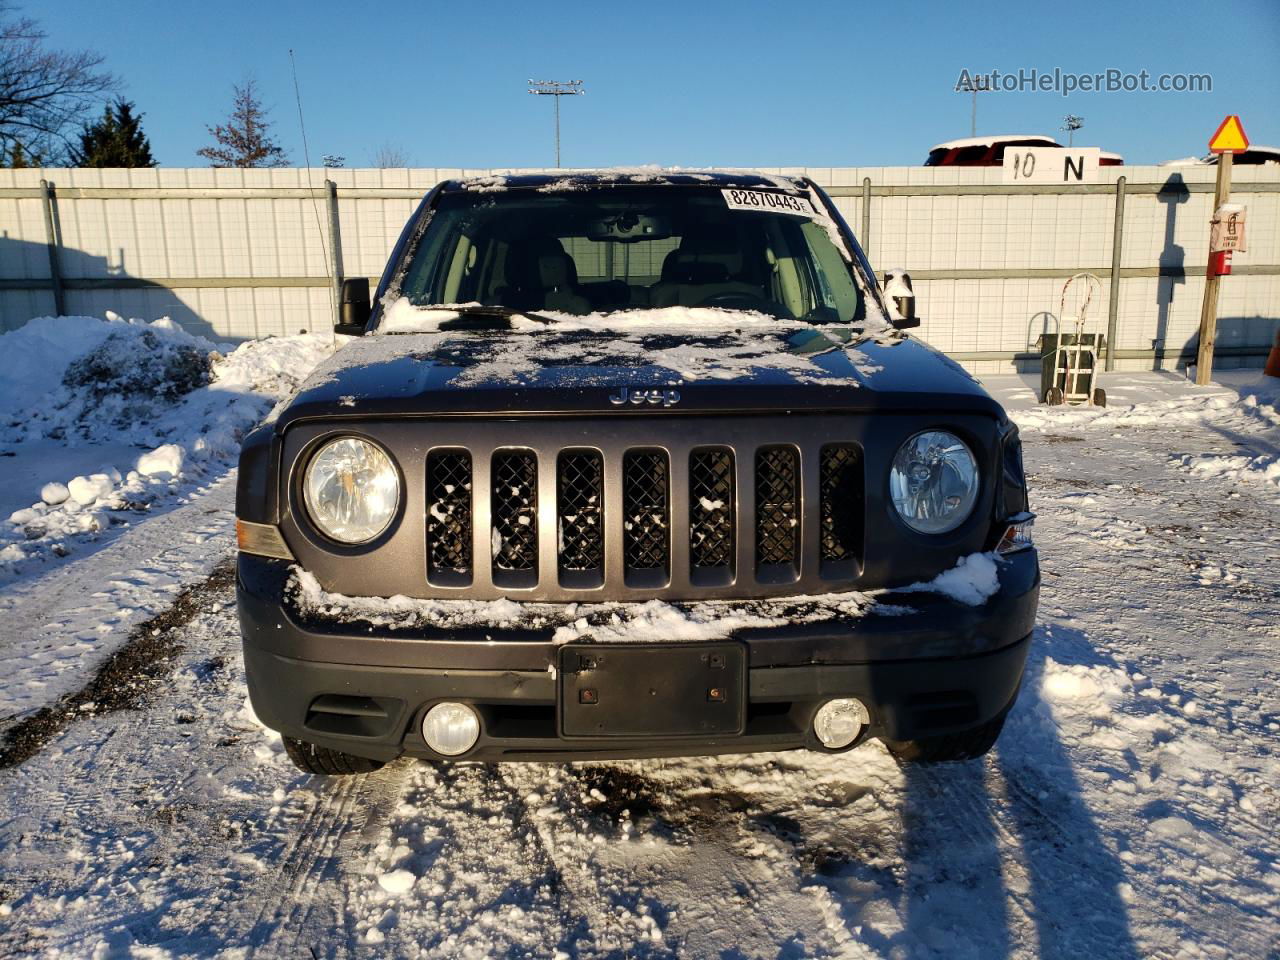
[1173,450,1280,490]
[899,551,1003,606]
[1,313,220,445]
[0,314,339,581]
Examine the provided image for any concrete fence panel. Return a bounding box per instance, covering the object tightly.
[1,164,1276,373]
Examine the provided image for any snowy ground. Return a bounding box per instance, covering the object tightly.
[0,318,1277,958]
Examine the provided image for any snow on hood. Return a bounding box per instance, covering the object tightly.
[353,299,887,389]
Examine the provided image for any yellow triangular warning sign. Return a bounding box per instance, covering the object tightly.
[1209,115,1249,154]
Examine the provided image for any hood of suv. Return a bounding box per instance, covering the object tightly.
[277,324,1003,429]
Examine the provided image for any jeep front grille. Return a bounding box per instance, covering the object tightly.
[557,450,605,577]
[623,451,670,580]
[425,450,472,583]
[294,419,877,601]
[755,446,800,572]
[820,444,864,570]
[491,451,537,574]
[689,449,734,573]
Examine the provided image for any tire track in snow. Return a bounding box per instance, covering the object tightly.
[0,477,236,728]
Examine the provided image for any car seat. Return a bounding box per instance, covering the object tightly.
[496,237,591,314]
[649,228,764,308]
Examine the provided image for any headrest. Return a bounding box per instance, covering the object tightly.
[673,228,744,275]
[508,236,573,289]
[668,260,730,284]
[538,253,575,289]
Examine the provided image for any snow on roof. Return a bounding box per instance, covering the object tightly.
[1163,146,1280,166]
[453,168,806,193]
[929,134,1061,152]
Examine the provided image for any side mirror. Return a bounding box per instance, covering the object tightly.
[882,270,920,330]
[335,277,370,336]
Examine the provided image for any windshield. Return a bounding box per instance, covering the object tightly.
[388,186,866,326]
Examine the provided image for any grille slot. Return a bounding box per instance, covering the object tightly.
[623,451,670,582]
[557,450,604,584]
[425,450,472,584]
[690,449,734,577]
[820,444,864,573]
[491,451,537,584]
[755,446,799,576]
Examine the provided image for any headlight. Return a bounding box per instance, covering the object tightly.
[889,430,979,534]
[303,437,399,543]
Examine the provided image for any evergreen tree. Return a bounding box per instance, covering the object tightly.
[197,80,288,168]
[70,99,155,167]
[5,140,42,167]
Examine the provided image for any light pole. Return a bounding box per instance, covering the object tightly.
[1061,115,1084,147]
[955,73,991,138]
[528,80,585,168]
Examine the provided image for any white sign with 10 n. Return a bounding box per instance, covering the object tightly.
[1002,147,1101,184]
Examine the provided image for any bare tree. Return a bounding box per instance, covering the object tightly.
[371,142,409,168]
[0,3,115,162]
[197,79,288,168]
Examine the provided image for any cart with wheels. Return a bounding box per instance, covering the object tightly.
[1034,273,1107,407]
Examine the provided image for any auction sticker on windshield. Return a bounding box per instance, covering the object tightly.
[721,189,820,218]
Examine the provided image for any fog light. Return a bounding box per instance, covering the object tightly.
[813,698,870,749]
[421,702,480,756]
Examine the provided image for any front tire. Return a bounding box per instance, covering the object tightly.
[884,712,1008,764]
[283,736,386,776]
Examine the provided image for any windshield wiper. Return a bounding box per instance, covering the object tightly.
[408,303,558,330]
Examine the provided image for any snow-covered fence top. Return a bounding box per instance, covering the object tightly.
[1,164,1278,373]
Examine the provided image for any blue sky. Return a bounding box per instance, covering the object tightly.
[37,0,1280,168]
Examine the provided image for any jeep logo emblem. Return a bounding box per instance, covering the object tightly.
[609,387,681,407]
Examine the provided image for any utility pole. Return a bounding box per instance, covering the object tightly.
[528,80,585,168]
[1196,151,1233,385]
[1196,115,1250,386]
[1062,115,1083,147]
[955,73,991,138]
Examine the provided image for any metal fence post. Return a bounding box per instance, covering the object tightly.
[39,179,65,316]
[1105,175,1126,371]
[861,177,872,249]
[325,179,344,331]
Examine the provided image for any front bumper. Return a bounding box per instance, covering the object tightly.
[238,551,1038,762]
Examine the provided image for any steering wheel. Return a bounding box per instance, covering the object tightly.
[695,292,792,318]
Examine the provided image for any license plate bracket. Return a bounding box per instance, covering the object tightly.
[558,642,746,739]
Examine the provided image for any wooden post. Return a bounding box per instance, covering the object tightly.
[1195,153,1232,385]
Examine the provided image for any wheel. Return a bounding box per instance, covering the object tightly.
[1092,387,1107,407]
[282,736,386,776]
[1045,386,1065,406]
[884,712,1008,764]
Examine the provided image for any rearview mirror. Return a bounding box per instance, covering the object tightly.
[336,277,370,336]
[882,270,919,329]
[587,213,672,243]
